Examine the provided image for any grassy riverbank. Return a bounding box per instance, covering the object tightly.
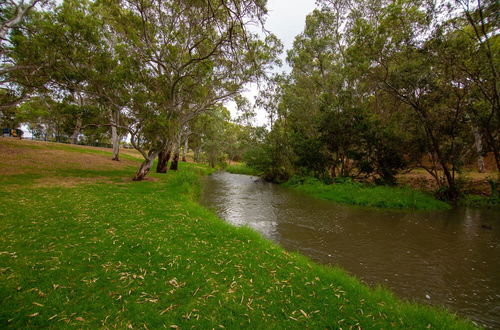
[0,139,475,328]
[225,163,262,176]
[225,164,450,210]
[283,177,451,210]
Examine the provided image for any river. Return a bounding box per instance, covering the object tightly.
[200,172,500,328]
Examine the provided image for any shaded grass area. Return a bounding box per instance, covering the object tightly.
[0,142,474,328]
[3,138,141,161]
[225,163,262,176]
[0,139,140,187]
[284,177,451,210]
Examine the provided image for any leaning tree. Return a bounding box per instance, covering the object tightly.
[101,0,281,180]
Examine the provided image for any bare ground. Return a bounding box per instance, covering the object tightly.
[397,169,498,196]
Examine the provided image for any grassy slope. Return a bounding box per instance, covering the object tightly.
[0,139,475,328]
[284,179,451,210]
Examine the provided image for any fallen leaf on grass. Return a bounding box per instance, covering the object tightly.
[160,304,176,315]
[75,317,85,322]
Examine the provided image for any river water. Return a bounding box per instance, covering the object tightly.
[200,172,500,328]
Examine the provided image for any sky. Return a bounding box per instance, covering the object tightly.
[266,0,318,66]
[227,0,318,126]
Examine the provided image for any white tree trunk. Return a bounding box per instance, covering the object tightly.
[0,1,40,46]
[70,117,82,144]
[133,151,159,181]
[182,135,188,162]
[473,126,485,173]
[110,110,120,161]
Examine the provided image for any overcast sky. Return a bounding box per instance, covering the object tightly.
[228,0,318,126]
[266,0,317,66]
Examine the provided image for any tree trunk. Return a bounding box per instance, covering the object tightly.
[431,134,459,202]
[182,135,188,162]
[194,146,202,163]
[70,117,82,144]
[133,150,159,181]
[170,150,180,171]
[156,147,171,173]
[111,110,120,161]
[494,150,500,173]
[111,124,120,161]
[473,126,485,173]
[483,128,500,172]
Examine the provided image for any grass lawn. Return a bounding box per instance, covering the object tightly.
[0,139,475,328]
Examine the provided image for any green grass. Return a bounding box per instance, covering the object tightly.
[20,140,140,161]
[284,177,451,210]
[460,194,500,208]
[0,143,475,328]
[225,163,262,176]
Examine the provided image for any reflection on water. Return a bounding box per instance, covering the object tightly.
[200,172,500,328]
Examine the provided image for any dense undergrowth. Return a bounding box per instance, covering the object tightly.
[0,140,476,328]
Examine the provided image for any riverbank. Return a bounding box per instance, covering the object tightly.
[225,163,262,176]
[284,177,451,210]
[0,139,475,328]
[225,163,498,210]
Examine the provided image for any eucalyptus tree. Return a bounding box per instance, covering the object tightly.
[284,8,345,177]
[0,0,42,43]
[279,5,407,182]
[450,0,499,172]
[10,0,132,157]
[102,0,280,180]
[0,0,48,110]
[319,0,487,199]
[7,0,102,142]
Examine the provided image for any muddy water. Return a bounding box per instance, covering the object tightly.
[200,172,500,328]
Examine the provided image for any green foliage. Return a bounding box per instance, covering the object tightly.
[250,0,499,201]
[284,177,451,210]
[460,194,500,208]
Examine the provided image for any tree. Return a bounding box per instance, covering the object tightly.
[451,0,499,172]
[336,0,481,199]
[100,0,280,180]
[1,0,48,110]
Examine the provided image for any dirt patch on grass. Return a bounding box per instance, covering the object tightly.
[398,169,498,196]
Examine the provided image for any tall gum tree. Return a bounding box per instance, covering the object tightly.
[340,0,486,200]
[101,0,281,180]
